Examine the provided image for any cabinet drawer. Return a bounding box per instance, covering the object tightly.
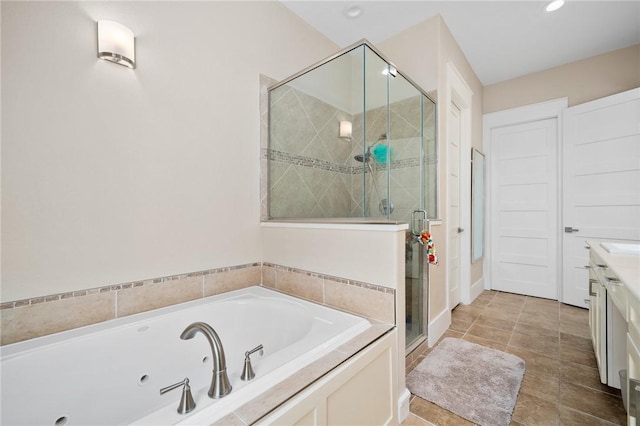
[591,251,628,320]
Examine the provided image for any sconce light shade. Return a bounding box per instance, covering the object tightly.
[97,20,135,69]
[339,120,352,140]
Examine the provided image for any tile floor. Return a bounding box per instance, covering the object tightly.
[403,290,627,425]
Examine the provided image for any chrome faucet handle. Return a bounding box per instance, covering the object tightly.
[160,377,196,414]
[241,344,264,381]
[180,322,232,399]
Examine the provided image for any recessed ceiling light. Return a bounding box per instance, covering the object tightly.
[344,4,363,19]
[545,0,565,12]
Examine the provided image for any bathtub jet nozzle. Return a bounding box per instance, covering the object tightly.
[180,321,232,399]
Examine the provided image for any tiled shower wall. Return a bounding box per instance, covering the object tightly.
[265,83,436,221]
[350,96,437,222]
[268,84,355,218]
[0,263,395,346]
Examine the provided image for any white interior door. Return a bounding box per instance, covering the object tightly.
[490,118,559,299]
[562,88,640,308]
[449,102,461,309]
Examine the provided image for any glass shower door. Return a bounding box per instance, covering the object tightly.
[386,73,435,349]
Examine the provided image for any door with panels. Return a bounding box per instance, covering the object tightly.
[562,88,640,307]
[448,102,462,308]
[489,118,559,299]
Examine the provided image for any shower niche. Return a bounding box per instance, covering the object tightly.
[266,40,437,223]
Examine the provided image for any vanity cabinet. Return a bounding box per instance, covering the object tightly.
[628,291,640,425]
[587,242,640,424]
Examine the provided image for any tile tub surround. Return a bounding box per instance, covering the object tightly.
[0,262,395,345]
[0,264,261,345]
[2,274,395,425]
[261,262,396,324]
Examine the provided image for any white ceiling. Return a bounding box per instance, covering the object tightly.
[281,1,640,85]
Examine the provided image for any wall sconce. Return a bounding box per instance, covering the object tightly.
[97,20,136,69]
[339,121,352,140]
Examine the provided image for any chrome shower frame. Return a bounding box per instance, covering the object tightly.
[267,39,439,223]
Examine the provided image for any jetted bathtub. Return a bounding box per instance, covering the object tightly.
[0,286,370,425]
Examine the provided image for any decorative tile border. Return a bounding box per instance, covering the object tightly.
[262,148,436,176]
[261,262,394,295]
[265,149,352,174]
[0,262,262,310]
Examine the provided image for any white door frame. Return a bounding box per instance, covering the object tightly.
[482,97,567,294]
[445,63,473,306]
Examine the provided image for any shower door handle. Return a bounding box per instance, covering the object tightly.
[412,210,427,236]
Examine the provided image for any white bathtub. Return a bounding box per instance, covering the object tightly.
[0,286,370,425]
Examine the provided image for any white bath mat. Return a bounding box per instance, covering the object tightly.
[406,337,525,426]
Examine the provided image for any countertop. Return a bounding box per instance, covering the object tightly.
[589,240,640,302]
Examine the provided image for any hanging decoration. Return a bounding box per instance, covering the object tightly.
[417,230,439,265]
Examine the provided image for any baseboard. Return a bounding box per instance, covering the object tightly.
[470,276,485,302]
[428,308,450,347]
[398,387,411,423]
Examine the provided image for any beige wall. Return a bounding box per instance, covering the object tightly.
[484,44,640,113]
[1,1,338,302]
[378,16,439,96]
[262,224,404,288]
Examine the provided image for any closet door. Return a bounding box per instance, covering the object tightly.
[562,88,640,308]
[489,118,559,299]
[449,102,462,308]
[484,99,566,300]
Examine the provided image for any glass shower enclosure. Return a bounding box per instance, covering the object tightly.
[267,41,437,350]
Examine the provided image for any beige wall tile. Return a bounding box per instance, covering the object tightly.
[204,266,261,297]
[262,264,276,288]
[325,279,394,323]
[117,276,202,317]
[0,292,115,345]
[276,269,324,304]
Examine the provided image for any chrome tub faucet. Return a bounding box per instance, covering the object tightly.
[180,322,232,399]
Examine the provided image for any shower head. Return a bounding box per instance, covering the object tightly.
[354,152,370,163]
[355,134,387,163]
